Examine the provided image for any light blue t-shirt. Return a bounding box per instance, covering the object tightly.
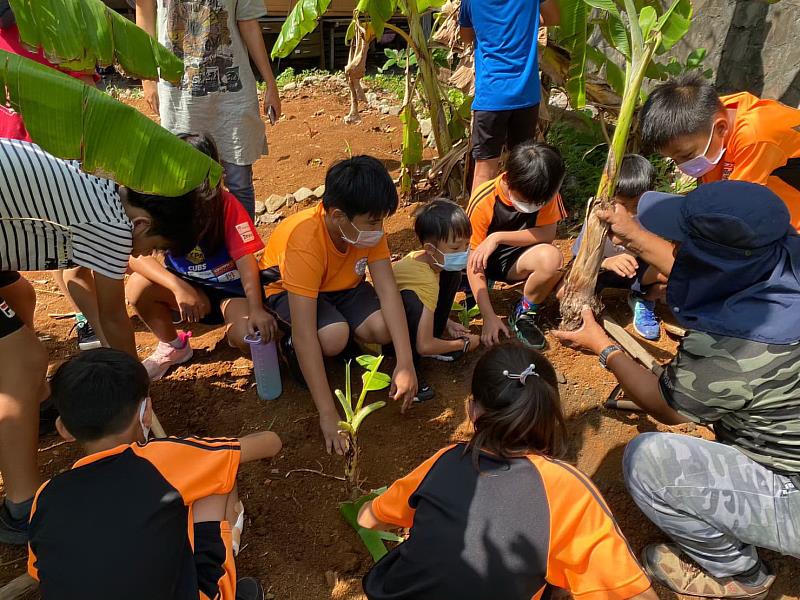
[459,0,542,111]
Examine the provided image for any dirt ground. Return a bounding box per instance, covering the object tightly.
[1,81,798,599]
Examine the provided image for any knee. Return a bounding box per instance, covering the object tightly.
[534,244,564,276]
[623,432,667,492]
[318,322,350,356]
[125,273,150,309]
[357,313,391,345]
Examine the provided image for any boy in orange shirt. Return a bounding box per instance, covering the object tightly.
[260,156,417,455]
[641,73,800,231]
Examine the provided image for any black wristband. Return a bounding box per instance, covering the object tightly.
[599,344,623,370]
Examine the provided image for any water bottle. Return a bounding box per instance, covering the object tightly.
[244,333,282,400]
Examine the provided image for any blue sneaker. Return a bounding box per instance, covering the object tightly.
[628,294,660,340]
[509,297,546,349]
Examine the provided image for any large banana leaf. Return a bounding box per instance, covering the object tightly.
[0,51,221,195]
[10,0,183,83]
[271,0,332,59]
[340,488,404,562]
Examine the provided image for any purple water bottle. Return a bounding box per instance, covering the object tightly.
[244,333,282,400]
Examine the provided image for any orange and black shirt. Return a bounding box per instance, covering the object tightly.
[466,176,567,249]
[363,444,651,600]
[702,92,800,231]
[28,437,241,600]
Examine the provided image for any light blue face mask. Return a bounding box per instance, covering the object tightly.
[430,246,469,271]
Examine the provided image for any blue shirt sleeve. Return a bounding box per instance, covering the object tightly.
[459,0,472,28]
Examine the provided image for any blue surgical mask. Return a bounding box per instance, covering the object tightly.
[677,127,725,178]
[340,220,384,248]
[429,246,469,271]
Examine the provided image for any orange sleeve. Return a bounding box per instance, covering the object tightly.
[280,228,326,298]
[133,437,241,504]
[372,445,455,528]
[26,479,52,582]
[728,140,789,186]
[367,235,391,264]
[536,193,568,227]
[538,458,651,599]
[468,197,493,250]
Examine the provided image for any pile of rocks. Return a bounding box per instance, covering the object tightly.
[254,184,326,226]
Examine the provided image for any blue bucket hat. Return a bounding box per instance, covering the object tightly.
[637,180,800,344]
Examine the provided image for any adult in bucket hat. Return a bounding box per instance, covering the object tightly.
[555,180,800,599]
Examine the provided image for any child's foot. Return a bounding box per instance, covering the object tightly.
[0,502,28,545]
[628,294,660,340]
[142,331,193,381]
[509,297,546,349]
[279,335,307,389]
[236,577,265,600]
[73,320,102,351]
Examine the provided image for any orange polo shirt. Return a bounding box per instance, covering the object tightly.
[702,92,800,231]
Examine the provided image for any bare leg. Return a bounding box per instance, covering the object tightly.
[0,277,36,329]
[317,322,350,357]
[126,273,182,343]
[62,267,108,345]
[506,244,564,304]
[354,310,391,345]
[471,157,501,193]
[53,270,81,313]
[222,299,252,355]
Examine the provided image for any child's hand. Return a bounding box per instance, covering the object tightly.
[247,307,278,342]
[481,314,509,346]
[466,333,481,351]
[445,319,470,339]
[468,237,498,273]
[602,254,639,278]
[173,283,210,323]
[320,412,349,456]
[390,363,418,414]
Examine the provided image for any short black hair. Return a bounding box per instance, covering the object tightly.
[413,198,472,244]
[322,155,399,220]
[50,349,150,442]
[616,154,656,199]
[505,142,566,206]
[640,73,724,152]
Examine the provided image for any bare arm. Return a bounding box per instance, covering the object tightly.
[415,308,471,356]
[237,19,282,120]
[128,255,184,292]
[490,223,557,248]
[357,500,397,530]
[94,273,137,357]
[239,431,282,463]
[135,0,160,114]
[460,26,475,45]
[597,205,675,276]
[630,588,659,600]
[540,0,560,26]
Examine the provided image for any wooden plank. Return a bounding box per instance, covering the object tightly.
[0,573,37,599]
[601,315,664,376]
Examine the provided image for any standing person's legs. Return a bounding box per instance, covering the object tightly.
[222,161,256,220]
[624,432,798,592]
[470,110,510,193]
[61,267,107,347]
[506,104,540,152]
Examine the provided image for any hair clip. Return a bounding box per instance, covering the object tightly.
[503,364,538,386]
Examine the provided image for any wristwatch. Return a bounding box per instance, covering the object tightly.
[599,344,623,370]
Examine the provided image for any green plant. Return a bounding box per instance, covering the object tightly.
[655,47,713,80]
[340,487,404,561]
[364,73,406,100]
[380,47,418,72]
[451,301,480,328]
[335,355,391,487]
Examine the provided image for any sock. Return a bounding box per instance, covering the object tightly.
[736,562,770,587]
[168,336,184,349]
[74,312,87,325]
[5,497,34,521]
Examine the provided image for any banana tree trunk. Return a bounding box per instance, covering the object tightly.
[559,39,658,330]
[345,434,360,488]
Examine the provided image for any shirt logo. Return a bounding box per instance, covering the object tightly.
[186,246,206,265]
[0,300,15,319]
[236,222,254,243]
[722,161,735,180]
[355,257,368,277]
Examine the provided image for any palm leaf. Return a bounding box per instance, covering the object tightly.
[271,0,332,59]
[654,0,692,51]
[10,0,183,83]
[559,0,589,108]
[356,0,398,38]
[0,51,221,195]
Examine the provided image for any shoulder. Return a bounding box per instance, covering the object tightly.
[467,179,498,217]
[528,455,613,512]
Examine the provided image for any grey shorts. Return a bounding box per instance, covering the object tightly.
[266,280,382,332]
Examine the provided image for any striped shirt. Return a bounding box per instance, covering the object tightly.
[0,140,133,280]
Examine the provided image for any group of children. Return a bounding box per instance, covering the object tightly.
[2,71,800,599]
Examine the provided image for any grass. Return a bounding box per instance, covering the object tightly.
[363,72,405,100]
[264,67,333,91]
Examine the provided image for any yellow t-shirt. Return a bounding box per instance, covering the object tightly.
[392,251,439,312]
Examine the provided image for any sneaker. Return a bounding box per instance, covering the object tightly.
[642,544,775,599]
[73,320,102,351]
[142,331,193,381]
[509,297,546,349]
[279,335,307,389]
[424,337,471,362]
[236,577,265,600]
[0,502,28,545]
[413,382,435,403]
[628,294,661,340]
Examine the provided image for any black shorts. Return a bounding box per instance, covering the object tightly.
[166,270,250,326]
[266,280,382,332]
[471,105,540,161]
[484,245,530,283]
[0,271,23,339]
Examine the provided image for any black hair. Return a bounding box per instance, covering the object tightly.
[640,73,724,153]
[413,198,472,245]
[505,142,566,206]
[322,155,399,220]
[50,349,150,443]
[616,154,656,199]
[467,343,566,468]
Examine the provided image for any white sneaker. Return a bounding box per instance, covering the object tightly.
[142,331,193,381]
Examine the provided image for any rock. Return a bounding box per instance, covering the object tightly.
[419,117,432,138]
[312,184,325,198]
[302,76,316,86]
[256,212,283,226]
[285,193,296,208]
[265,193,288,213]
[387,105,402,116]
[282,82,297,91]
[293,187,315,203]
[365,91,378,105]
[254,200,267,215]
[379,104,390,115]
[555,370,567,384]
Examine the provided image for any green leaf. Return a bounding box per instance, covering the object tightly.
[561,0,589,108]
[356,355,385,412]
[586,46,625,95]
[686,48,707,68]
[345,360,352,415]
[340,492,400,562]
[362,371,391,391]
[399,102,423,168]
[654,0,691,51]
[376,530,405,542]
[338,420,355,435]
[638,6,657,39]
[10,0,183,83]
[357,0,397,39]
[356,355,381,370]
[352,401,387,433]
[0,51,221,195]
[335,388,354,422]
[598,13,631,60]
[467,305,481,319]
[583,0,620,16]
[623,0,644,61]
[271,0,332,59]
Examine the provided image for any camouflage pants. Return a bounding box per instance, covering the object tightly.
[623,432,800,578]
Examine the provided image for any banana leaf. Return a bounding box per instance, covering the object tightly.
[340,488,404,562]
[351,400,386,432]
[361,371,391,392]
[10,0,183,83]
[0,51,221,196]
[271,0,332,59]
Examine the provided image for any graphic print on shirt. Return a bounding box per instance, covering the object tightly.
[163,0,243,96]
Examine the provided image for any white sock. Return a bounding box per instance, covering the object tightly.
[168,336,184,349]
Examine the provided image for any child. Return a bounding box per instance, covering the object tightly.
[0,138,207,544]
[358,343,657,600]
[466,141,567,349]
[640,72,800,231]
[259,156,417,455]
[393,199,480,361]
[28,348,282,600]
[127,134,277,381]
[571,154,663,340]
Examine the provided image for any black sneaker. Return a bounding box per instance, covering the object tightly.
[509,298,546,349]
[0,502,28,545]
[73,321,102,351]
[236,577,265,600]
[279,335,307,389]
[413,382,435,403]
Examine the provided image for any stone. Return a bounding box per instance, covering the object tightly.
[256,212,283,226]
[293,187,315,203]
[365,91,378,105]
[555,370,567,384]
[379,104,390,115]
[265,193,287,213]
[419,117,432,138]
[312,184,325,198]
[282,82,297,91]
[254,200,266,215]
[387,105,402,116]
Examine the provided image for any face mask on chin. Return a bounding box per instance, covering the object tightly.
[677,126,726,178]
[339,220,384,248]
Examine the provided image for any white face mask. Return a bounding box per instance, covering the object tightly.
[510,197,544,214]
[677,126,726,178]
[139,399,150,442]
[339,220,384,248]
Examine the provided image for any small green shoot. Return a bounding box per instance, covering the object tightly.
[452,301,481,329]
[340,487,404,561]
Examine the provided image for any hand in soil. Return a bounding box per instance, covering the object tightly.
[444,319,470,339]
[481,315,509,347]
[320,414,349,455]
[552,307,613,355]
[390,364,418,414]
